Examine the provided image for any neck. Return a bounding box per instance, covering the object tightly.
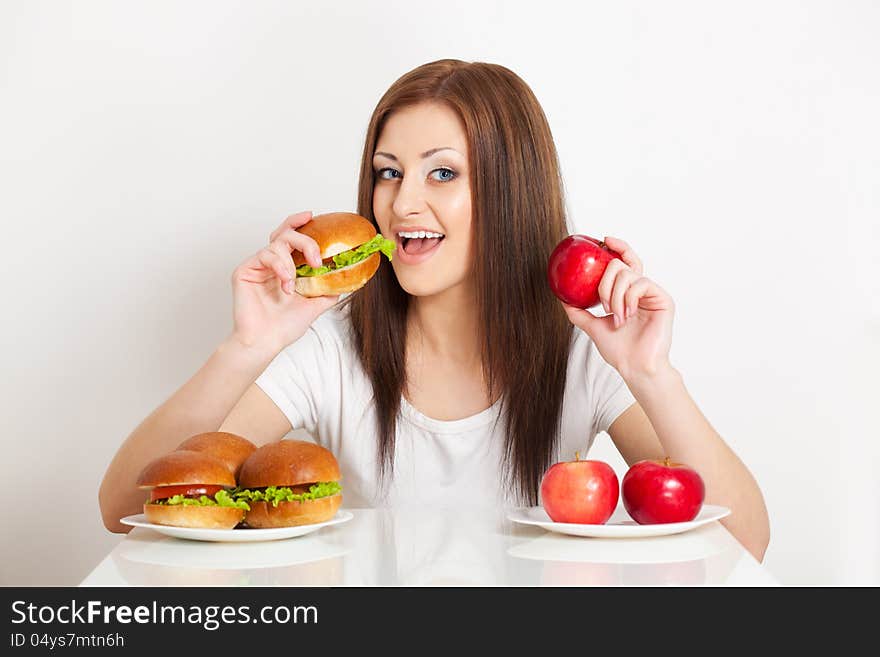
[407,283,481,366]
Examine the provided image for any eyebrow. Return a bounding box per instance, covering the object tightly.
[373,147,459,162]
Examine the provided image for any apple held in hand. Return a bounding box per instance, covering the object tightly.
[540,453,619,524]
[622,457,705,524]
[547,235,621,309]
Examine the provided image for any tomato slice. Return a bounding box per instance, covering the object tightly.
[150,484,224,502]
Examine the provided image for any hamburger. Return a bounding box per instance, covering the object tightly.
[233,440,342,528]
[136,450,250,529]
[175,431,257,478]
[292,211,395,297]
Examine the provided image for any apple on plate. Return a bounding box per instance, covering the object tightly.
[540,453,619,524]
[621,457,705,525]
[547,234,621,309]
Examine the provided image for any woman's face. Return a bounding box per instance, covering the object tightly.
[372,102,473,298]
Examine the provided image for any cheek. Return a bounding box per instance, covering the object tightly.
[453,187,471,211]
[428,183,472,244]
[434,185,473,267]
[449,210,474,261]
[444,185,472,226]
[372,186,393,231]
[436,227,475,282]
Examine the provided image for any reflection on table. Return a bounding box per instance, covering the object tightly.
[81,506,777,586]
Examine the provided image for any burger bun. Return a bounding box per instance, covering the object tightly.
[238,440,343,528]
[175,431,257,477]
[243,495,343,529]
[143,503,245,530]
[291,212,377,265]
[294,252,380,297]
[137,450,236,489]
[291,212,383,298]
[137,450,242,530]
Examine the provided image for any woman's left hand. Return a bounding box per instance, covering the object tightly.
[561,236,675,382]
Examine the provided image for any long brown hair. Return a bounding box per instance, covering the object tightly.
[344,59,573,504]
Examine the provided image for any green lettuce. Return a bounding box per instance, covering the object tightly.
[232,481,342,507]
[148,489,250,510]
[295,234,395,277]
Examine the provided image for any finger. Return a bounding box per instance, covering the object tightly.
[269,211,313,243]
[256,248,295,295]
[303,293,341,315]
[610,268,640,326]
[273,227,323,269]
[562,302,608,340]
[232,257,273,286]
[597,258,627,315]
[267,233,322,273]
[265,240,300,280]
[626,278,675,314]
[603,236,643,276]
[623,276,654,318]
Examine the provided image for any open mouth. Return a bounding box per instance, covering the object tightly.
[397,230,446,256]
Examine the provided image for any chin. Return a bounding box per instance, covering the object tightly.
[395,277,448,298]
[392,267,468,298]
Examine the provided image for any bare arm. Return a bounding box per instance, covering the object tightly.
[563,236,770,562]
[608,386,770,562]
[97,340,290,533]
[98,210,336,533]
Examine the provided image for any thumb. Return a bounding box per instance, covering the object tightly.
[316,293,341,310]
[562,302,606,340]
[302,293,341,318]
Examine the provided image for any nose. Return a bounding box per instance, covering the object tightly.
[391,174,427,219]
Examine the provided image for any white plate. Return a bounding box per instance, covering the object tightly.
[120,510,353,542]
[507,505,730,538]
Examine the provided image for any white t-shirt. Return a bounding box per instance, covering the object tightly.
[255,307,635,510]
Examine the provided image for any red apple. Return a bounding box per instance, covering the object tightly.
[547,234,621,308]
[621,457,705,524]
[540,454,619,524]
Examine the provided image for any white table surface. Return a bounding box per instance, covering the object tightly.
[80,506,777,586]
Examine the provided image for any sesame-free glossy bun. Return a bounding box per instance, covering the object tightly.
[291,212,377,265]
[143,503,244,529]
[136,450,236,489]
[238,440,343,528]
[175,432,257,478]
[243,495,342,528]
[238,440,341,489]
[294,252,380,297]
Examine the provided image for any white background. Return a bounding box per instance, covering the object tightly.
[1,0,877,586]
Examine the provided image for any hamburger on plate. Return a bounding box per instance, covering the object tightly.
[233,440,343,528]
[291,211,395,297]
[136,450,250,529]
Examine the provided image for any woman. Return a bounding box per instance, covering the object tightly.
[99,59,770,561]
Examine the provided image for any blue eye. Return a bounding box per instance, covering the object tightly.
[375,167,457,182]
[430,167,456,182]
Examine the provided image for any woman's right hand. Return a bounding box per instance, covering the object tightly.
[229,210,339,355]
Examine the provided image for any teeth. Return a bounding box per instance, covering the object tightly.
[398,230,445,239]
